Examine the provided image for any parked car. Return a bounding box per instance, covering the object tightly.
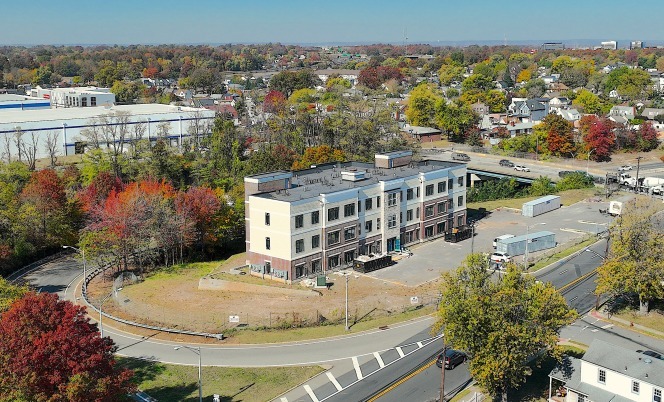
[490,252,511,263]
[452,152,471,162]
[618,165,633,172]
[499,159,514,167]
[436,349,467,369]
[514,165,530,172]
[637,350,663,360]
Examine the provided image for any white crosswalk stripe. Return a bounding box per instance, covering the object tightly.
[326,372,343,391]
[304,385,319,402]
[373,351,385,368]
[352,356,363,380]
[396,346,405,357]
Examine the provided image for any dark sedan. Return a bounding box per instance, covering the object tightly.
[436,349,467,369]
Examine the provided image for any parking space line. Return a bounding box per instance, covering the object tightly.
[396,347,405,358]
[304,385,319,402]
[352,356,363,380]
[326,372,343,391]
[373,351,385,368]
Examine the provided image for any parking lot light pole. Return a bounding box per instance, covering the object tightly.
[62,245,86,292]
[174,346,202,402]
[524,223,546,270]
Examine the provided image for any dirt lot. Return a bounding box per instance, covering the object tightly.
[89,253,441,336]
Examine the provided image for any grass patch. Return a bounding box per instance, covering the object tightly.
[143,261,220,281]
[529,236,598,272]
[615,308,664,335]
[449,388,472,402]
[420,139,452,149]
[508,346,585,402]
[227,306,436,344]
[468,188,598,214]
[117,357,324,402]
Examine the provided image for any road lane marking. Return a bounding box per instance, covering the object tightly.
[417,341,423,348]
[592,329,599,332]
[280,398,288,402]
[352,356,363,380]
[373,352,385,368]
[366,357,437,402]
[304,385,319,402]
[396,347,405,357]
[582,326,588,331]
[326,372,342,391]
[601,324,614,329]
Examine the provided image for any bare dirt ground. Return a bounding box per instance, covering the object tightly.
[88,252,441,336]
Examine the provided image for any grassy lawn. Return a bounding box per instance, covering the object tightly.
[529,236,597,272]
[419,139,452,149]
[118,357,324,402]
[615,308,664,335]
[227,305,436,344]
[467,188,599,216]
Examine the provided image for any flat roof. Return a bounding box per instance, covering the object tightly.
[0,94,45,102]
[0,104,213,124]
[254,160,462,203]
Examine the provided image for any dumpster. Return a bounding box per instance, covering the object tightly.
[353,254,392,273]
[495,231,556,256]
[444,225,473,243]
[522,195,561,217]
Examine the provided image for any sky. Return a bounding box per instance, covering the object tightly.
[2,0,664,46]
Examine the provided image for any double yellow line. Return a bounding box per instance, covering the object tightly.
[366,358,437,402]
[556,267,598,294]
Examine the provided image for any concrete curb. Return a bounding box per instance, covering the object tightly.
[590,309,664,338]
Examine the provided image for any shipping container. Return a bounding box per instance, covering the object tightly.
[522,195,561,217]
[495,231,556,256]
[353,254,392,273]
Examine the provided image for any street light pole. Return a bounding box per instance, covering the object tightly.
[524,223,546,270]
[62,245,86,293]
[174,346,202,402]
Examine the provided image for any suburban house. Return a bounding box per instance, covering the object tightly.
[609,105,636,124]
[243,151,468,282]
[556,108,581,125]
[549,97,571,110]
[509,98,550,122]
[506,121,535,136]
[315,69,361,86]
[471,102,490,116]
[641,108,664,121]
[403,125,444,142]
[549,339,664,402]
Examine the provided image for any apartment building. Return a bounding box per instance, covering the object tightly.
[549,339,664,402]
[244,151,467,282]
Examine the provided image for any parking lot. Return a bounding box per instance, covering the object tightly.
[365,197,626,287]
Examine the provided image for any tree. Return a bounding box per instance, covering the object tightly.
[358,66,403,89]
[524,78,546,98]
[0,292,134,401]
[21,169,68,241]
[433,255,576,402]
[573,89,603,115]
[175,186,221,254]
[94,60,121,88]
[604,67,651,100]
[270,70,319,97]
[292,145,346,171]
[110,81,144,104]
[263,90,287,114]
[437,64,465,86]
[635,121,659,152]
[539,114,575,157]
[597,198,664,314]
[0,276,28,313]
[405,84,441,127]
[581,117,615,161]
[461,74,494,92]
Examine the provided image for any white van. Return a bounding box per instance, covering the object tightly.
[493,234,515,248]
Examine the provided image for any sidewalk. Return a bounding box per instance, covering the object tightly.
[589,309,664,338]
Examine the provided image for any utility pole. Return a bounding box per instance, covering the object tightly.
[440,335,446,402]
[635,156,643,193]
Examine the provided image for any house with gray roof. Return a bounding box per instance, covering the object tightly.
[609,105,636,124]
[509,98,550,122]
[641,108,664,121]
[549,339,664,402]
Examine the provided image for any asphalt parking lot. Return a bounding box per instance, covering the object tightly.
[366,198,623,287]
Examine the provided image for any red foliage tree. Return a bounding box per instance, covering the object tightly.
[263,90,287,114]
[0,292,134,401]
[582,117,615,161]
[358,66,403,89]
[21,169,67,238]
[637,121,659,151]
[541,114,576,156]
[78,171,124,215]
[175,186,221,252]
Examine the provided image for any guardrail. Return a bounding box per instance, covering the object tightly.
[81,263,224,340]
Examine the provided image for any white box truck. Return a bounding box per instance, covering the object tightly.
[493,234,515,248]
[608,201,622,216]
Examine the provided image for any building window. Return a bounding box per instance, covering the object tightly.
[312,259,321,273]
[328,255,339,268]
[377,196,381,207]
[457,215,464,227]
[344,203,355,217]
[598,369,606,384]
[437,221,446,234]
[655,388,662,402]
[365,198,373,210]
[81,97,87,107]
[327,231,340,246]
[328,207,339,221]
[399,191,403,202]
[295,239,304,253]
[357,200,361,213]
[377,218,381,230]
[577,395,586,402]
[438,202,446,214]
[265,261,271,274]
[407,189,414,200]
[265,213,270,226]
[295,214,304,228]
[344,226,356,241]
[91,96,97,106]
[416,207,420,219]
[407,209,413,221]
[312,235,320,249]
[388,193,397,207]
[425,225,434,238]
[388,214,397,229]
[399,211,403,223]
[448,199,453,210]
[425,205,434,218]
[458,176,464,187]
[426,184,434,196]
[344,250,355,264]
[311,211,320,224]
[365,220,373,232]
[632,381,640,394]
[448,178,453,190]
[458,195,464,207]
[295,264,306,278]
[438,181,446,193]
[265,237,271,250]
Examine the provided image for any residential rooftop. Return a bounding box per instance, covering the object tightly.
[249,159,463,203]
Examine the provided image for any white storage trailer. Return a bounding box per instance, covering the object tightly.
[495,231,556,256]
[522,195,561,217]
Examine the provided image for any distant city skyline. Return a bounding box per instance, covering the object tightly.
[1,0,663,46]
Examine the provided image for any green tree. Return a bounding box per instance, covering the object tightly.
[529,176,555,196]
[484,90,507,113]
[461,74,494,92]
[524,79,546,98]
[597,198,664,314]
[0,277,28,313]
[110,81,144,104]
[434,255,577,402]
[437,64,465,85]
[405,84,441,127]
[573,89,604,114]
[94,60,121,88]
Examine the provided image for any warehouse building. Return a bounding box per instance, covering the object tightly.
[29,86,116,108]
[0,104,215,160]
[244,151,468,282]
[0,94,51,111]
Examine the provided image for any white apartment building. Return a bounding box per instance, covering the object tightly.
[549,339,664,402]
[30,86,116,108]
[244,151,467,282]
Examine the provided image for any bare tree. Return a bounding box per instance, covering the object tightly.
[13,129,24,163]
[44,131,59,167]
[79,119,103,149]
[156,121,171,141]
[97,111,131,177]
[128,120,147,157]
[3,131,12,163]
[186,109,212,150]
[19,131,38,170]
